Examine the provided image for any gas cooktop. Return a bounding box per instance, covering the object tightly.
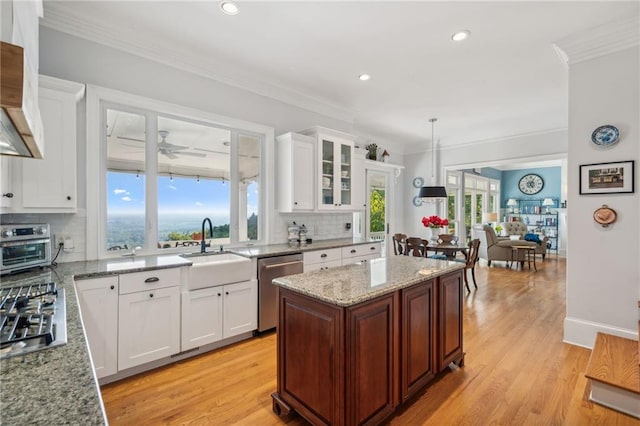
[0,280,67,359]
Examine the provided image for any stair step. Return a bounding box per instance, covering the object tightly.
[585,332,639,394]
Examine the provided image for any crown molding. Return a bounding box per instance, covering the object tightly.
[40,4,355,123]
[553,15,640,65]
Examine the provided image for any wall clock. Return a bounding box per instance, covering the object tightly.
[412,177,424,188]
[518,174,544,195]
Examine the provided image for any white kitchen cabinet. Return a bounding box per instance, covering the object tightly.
[181,279,257,351]
[341,242,382,264]
[222,280,257,337]
[118,269,181,371]
[303,247,342,272]
[276,132,315,212]
[300,127,358,211]
[75,276,119,379]
[7,76,84,212]
[0,157,13,210]
[351,147,366,210]
[181,286,224,351]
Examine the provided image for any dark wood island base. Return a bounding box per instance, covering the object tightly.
[272,268,464,426]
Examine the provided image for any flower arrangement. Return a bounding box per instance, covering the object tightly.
[421,215,449,229]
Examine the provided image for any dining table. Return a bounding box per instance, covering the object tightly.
[425,242,468,260]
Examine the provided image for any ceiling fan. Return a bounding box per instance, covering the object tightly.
[157,130,206,159]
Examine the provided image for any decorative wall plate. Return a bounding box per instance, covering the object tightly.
[412,195,423,207]
[591,125,620,146]
[412,177,424,188]
[593,204,617,227]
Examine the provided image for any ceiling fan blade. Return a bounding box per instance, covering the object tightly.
[117,136,145,143]
[176,151,207,158]
[158,141,188,151]
[160,149,179,160]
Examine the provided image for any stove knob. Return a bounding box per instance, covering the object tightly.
[0,229,12,238]
[35,227,48,235]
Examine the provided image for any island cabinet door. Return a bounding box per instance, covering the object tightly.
[277,289,345,426]
[346,294,397,426]
[437,271,464,370]
[401,280,436,401]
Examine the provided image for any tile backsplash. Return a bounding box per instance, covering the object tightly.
[274,212,354,243]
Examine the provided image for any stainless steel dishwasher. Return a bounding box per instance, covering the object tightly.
[257,253,303,332]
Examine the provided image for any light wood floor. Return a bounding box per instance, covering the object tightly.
[101,256,640,425]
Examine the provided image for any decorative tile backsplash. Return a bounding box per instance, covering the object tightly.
[274,213,354,243]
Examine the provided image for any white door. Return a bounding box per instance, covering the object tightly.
[118,286,181,370]
[365,170,389,256]
[75,276,119,378]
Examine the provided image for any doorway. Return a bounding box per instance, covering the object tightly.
[365,170,388,255]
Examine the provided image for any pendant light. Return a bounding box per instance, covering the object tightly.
[418,118,447,201]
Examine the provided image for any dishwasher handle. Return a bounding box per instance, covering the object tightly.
[262,260,303,271]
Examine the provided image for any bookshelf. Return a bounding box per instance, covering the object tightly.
[505,198,559,254]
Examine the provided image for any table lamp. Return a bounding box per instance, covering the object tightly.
[507,199,517,213]
[482,212,498,227]
[542,198,554,214]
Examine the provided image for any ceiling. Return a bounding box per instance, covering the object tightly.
[42,1,638,154]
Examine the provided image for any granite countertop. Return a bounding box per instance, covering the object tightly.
[229,237,379,258]
[0,239,378,424]
[274,256,464,307]
[0,254,189,426]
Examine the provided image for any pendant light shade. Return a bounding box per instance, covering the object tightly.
[418,117,447,202]
[418,186,447,199]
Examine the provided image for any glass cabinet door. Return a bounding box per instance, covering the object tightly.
[321,139,334,207]
[318,136,354,209]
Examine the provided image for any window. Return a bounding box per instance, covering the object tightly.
[101,102,264,255]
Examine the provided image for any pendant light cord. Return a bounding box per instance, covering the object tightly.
[429,118,437,183]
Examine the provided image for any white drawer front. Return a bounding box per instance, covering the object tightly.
[119,268,181,295]
[341,243,381,259]
[304,259,342,272]
[303,248,342,265]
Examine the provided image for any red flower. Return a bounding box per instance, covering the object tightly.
[421,215,449,228]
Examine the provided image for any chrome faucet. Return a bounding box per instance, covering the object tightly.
[201,217,213,253]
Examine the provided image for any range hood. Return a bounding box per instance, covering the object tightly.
[0,41,43,158]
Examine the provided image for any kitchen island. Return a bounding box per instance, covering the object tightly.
[271,256,465,426]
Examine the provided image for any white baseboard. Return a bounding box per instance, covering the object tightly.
[563,317,638,349]
[590,381,640,419]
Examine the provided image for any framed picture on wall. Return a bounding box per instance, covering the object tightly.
[579,160,635,195]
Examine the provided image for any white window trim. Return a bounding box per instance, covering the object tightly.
[86,85,274,260]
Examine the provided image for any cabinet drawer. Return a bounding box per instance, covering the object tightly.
[119,268,181,295]
[303,248,342,265]
[304,259,342,272]
[342,243,381,259]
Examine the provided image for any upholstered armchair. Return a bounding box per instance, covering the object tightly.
[471,225,538,266]
[500,222,548,259]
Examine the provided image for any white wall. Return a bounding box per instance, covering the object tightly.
[401,130,568,238]
[21,27,405,259]
[564,46,640,347]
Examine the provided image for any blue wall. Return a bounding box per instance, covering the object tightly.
[501,167,561,207]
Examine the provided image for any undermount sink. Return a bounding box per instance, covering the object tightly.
[183,253,251,290]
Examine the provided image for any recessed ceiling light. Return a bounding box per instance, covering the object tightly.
[451,30,470,42]
[219,1,239,15]
[359,74,371,81]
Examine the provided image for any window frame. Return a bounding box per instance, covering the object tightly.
[86,85,274,260]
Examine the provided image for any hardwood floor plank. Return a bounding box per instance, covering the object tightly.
[101,256,640,425]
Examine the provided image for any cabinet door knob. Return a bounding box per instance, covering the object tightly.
[66,196,71,200]
[110,285,115,290]
[320,253,327,258]
[149,293,154,298]
[294,202,298,205]
[144,277,160,283]
[2,193,13,198]
[218,293,221,296]
[350,249,356,254]
[225,291,229,295]
[370,246,376,250]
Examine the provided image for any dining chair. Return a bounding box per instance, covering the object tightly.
[453,238,481,292]
[392,233,407,255]
[406,237,427,257]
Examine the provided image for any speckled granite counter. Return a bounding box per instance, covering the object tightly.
[0,255,190,426]
[274,256,464,307]
[228,237,378,258]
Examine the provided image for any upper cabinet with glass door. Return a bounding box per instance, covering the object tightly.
[300,127,356,211]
